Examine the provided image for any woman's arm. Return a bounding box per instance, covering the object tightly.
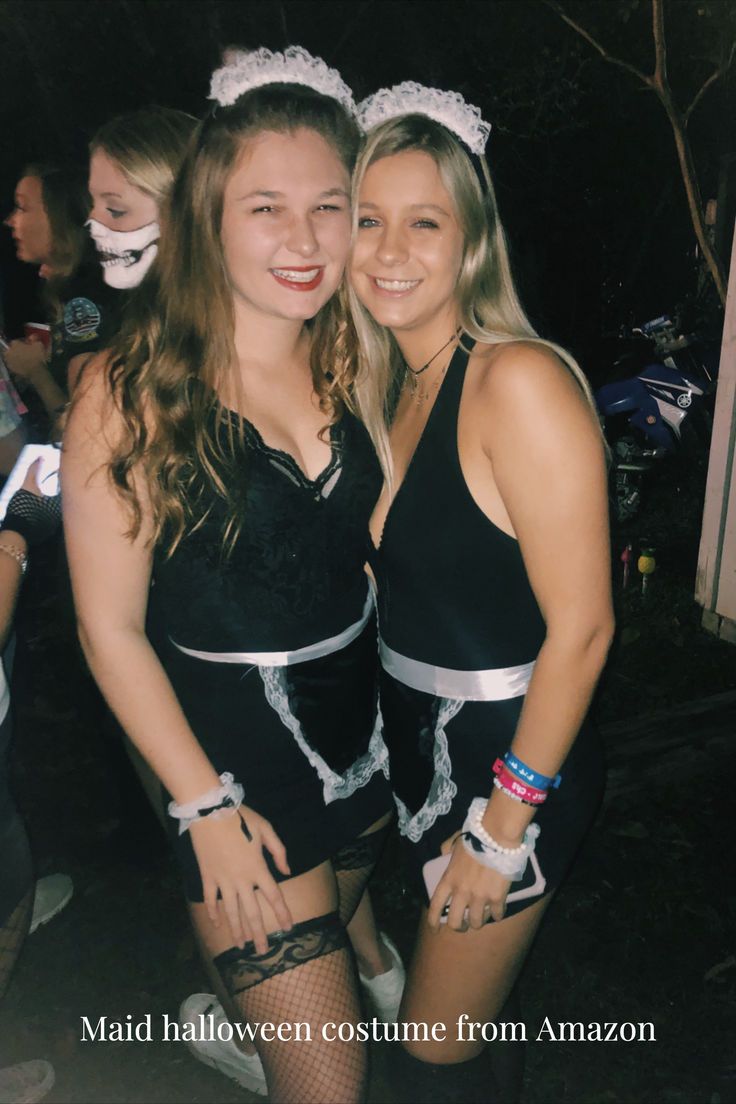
[429,343,613,929]
[62,363,292,947]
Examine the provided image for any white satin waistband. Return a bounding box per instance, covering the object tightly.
[171,591,374,668]
[379,638,534,701]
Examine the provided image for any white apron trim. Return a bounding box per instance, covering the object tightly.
[379,639,534,701]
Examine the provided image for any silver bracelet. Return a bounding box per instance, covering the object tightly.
[168,772,244,836]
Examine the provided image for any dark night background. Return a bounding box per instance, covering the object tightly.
[2,3,736,1103]
[2,0,735,350]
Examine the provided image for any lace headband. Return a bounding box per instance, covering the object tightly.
[209,45,357,114]
[357,81,491,156]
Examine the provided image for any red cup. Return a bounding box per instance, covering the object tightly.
[23,322,51,349]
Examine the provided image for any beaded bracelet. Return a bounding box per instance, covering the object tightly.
[463,797,541,854]
[461,798,541,879]
[168,772,245,836]
[0,543,28,574]
[503,752,561,790]
[493,763,548,805]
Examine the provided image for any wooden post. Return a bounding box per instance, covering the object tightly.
[696,220,736,643]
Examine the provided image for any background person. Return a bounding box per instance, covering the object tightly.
[0,462,68,1104]
[3,164,102,438]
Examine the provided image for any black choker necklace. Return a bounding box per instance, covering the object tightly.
[404,327,462,378]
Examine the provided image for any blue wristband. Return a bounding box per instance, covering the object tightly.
[504,752,561,790]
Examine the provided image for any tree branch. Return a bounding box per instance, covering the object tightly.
[685,39,736,125]
[542,1,653,88]
[651,0,667,91]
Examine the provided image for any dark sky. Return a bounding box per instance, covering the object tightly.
[2,0,734,352]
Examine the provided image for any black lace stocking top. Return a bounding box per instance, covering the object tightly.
[152,407,382,653]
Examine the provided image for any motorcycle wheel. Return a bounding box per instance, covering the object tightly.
[611,468,642,524]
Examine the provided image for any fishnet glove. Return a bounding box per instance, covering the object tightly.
[1,489,61,546]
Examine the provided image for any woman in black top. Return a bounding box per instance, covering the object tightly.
[4,163,105,437]
[350,86,613,1100]
[63,49,392,1104]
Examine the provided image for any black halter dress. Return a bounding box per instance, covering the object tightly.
[369,339,605,913]
[150,406,391,902]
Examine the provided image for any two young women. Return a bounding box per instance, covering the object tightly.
[63,49,612,1104]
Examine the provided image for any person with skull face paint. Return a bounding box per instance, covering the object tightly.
[79,107,197,392]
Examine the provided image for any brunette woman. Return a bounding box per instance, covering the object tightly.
[63,49,396,1104]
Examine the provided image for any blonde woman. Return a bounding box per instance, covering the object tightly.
[350,86,613,1102]
[63,49,397,1104]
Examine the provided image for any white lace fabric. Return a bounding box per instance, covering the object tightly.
[209,45,357,113]
[259,666,389,806]
[394,697,463,843]
[357,81,491,155]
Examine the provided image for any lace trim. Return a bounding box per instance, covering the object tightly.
[214,912,346,995]
[394,697,463,843]
[209,46,357,114]
[357,82,491,155]
[259,667,388,804]
[241,418,343,494]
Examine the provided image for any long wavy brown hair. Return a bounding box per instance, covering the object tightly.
[103,83,361,556]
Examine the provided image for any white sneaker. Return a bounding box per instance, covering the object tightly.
[359,932,406,1023]
[178,993,267,1096]
[179,933,406,1089]
[0,1059,55,1104]
[29,874,73,934]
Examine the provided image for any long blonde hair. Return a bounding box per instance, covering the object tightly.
[103,85,361,556]
[90,106,197,210]
[348,115,601,478]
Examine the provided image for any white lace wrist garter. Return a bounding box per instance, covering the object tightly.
[168,772,244,835]
[209,45,357,113]
[357,81,491,155]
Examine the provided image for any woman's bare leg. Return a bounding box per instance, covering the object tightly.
[401,895,551,1064]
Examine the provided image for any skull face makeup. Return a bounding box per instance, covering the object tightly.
[87,218,160,289]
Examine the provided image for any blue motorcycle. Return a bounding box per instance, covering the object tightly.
[594,316,718,522]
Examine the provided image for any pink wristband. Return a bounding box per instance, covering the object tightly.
[493,761,547,805]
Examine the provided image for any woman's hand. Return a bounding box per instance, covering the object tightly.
[427,835,513,932]
[189,806,293,954]
[4,339,48,385]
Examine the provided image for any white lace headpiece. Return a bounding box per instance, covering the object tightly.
[357,81,491,156]
[209,45,357,114]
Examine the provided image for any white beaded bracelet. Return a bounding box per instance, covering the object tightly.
[461,797,541,879]
[168,772,244,836]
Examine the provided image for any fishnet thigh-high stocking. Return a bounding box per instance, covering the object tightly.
[333,823,390,926]
[215,913,366,1104]
[0,889,32,1001]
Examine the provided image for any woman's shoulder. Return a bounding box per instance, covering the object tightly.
[468,338,591,415]
[465,338,601,459]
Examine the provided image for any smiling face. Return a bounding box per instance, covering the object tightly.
[5,176,53,265]
[351,149,464,338]
[220,127,351,326]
